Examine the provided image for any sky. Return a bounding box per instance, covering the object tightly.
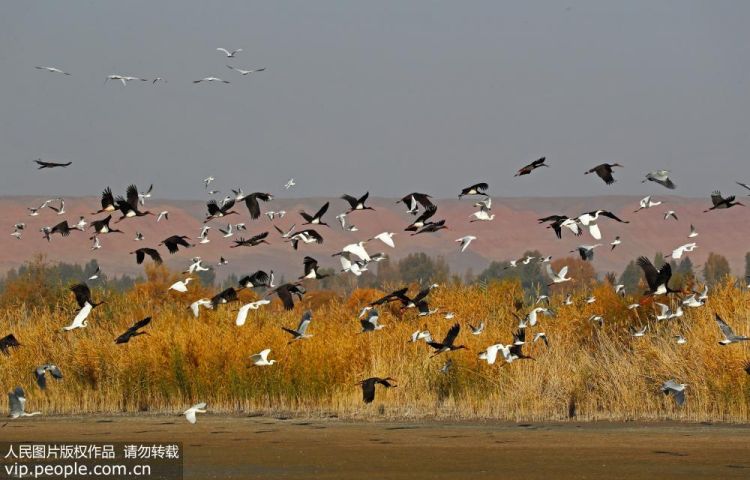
[1,1,749,200]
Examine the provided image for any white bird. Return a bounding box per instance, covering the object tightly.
[138,185,153,205]
[563,293,574,306]
[643,170,676,189]
[274,223,296,239]
[588,315,604,327]
[74,216,87,231]
[249,349,276,366]
[469,322,485,335]
[88,266,101,281]
[342,242,370,262]
[235,300,271,326]
[189,298,213,318]
[169,278,193,293]
[35,66,71,75]
[185,258,210,274]
[64,303,92,331]
[134,232,144,241]
[7,387,41,418]
[91,237,102,251]
[337,252,366,276]
[469,206,495,222]
[533,332,549,346]
[106,74,148,86]
[688,224,698,238]
[409,329,433,343]
[478,344,507,365]
[335,213,358,232]
[627,303,640,310]
[522,255,536,265]
[674,335,687,345]
[630,325,648,337]
[682,294,704,308]
[610,236,621,250]
[715,314,749,345]
[203,176,215,189]
[525,307,554,327]
[546,264,572,285]
[635,196,662,212]
[669,242,697,259]
[157,211,169,222]
[655,302,683,321]
[198,225,211,244]
[220,223,234,238]
[194,76,230,84]
[48,198,65,215]
[695,285,709,302]
[455,235,476,252]
[227,65,265,75]
[285,178,296,189]
[360,309,385,332]
[444,312,455,320]
[183,402,207,424]
[372,232,396,248]
[473,196,492,210]
[217,47,243,58]
[664,211,678,221]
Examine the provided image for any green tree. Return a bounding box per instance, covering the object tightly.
[703,252,731,287]
[618,260,641,293]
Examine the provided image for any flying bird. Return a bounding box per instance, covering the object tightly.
[427,323,467,357]
[282,310,313,343]
[131,248,163,265]
[34,159,72,169]
[661,380,687,406]
[249,349,276,366]
[267,283,306,310]
[455,235,476,252]
[459,182,489,198]
[514,157,549,177]
[35,66,71,75]
[159,235,193,254]
[643,170,676,189]
[357,377,396,404]
[0,334,21,355]
[8,387,41,418]
[34,364,63,390]
[342,192,374,213]
[235,300,271,326]
[300,202,330,226]
[704,191,745,212]
[183,403,207,424]
[715,314,750,345]
[115,317,151,344]
[585,163,623,185]
[396,192,433,215]
[217,47,243,57]
[226,65,266,75]
[193,77,230,84]
[637,256,679,296]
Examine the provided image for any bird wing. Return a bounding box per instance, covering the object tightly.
[359,191,370,204]
[588,224,601,240]
[276,287,295,310]
[130,316,152,332]
[636,257,659,291]
[244,196,261,219]
[297,311,312,334]
[442,323,460,345]
[559,266,569,278]
[341,195,358,208]
[145,248,163,264]
[710,191,724,206]
[599,211,628,223]
[715,314,735,338]
[70,283,92,308]
[236,304,252,326]
[314,202,330,219]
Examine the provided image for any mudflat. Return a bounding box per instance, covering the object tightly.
[2,416,749,479]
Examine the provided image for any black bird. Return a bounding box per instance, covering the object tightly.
[114,185,153,222]
[515,157,549,177]
[704,191,745,212]
[243,193,273,220]
[92,187,117,215]
[159,235,193,254]
[211,288,240,308]
[397,284,438,309]
[34,364,63,390]
[427,323,467,357]
[230,232,270,248]
[411,219,447,235]
[70,283,104,308]
[459,182,489,198]
[35,159,72,169]
[299,256,328,280]
[637,256,679,296]
[0,334,21,356]
[131,248,163,265]
[369,287,410,307]
[342,192,374,213]
[405,205,437,232]
[300,202,330,226]
[396,192,434,215]
[115,317,151,344]
[90,215,123,239]
[585,163,623,185]
[46,221,77,240]
[267,283,306,310]
[357,377,397,404]
[205,199,238,223]
[238,270,272,289]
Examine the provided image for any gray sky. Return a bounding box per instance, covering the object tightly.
[2,1,749,200]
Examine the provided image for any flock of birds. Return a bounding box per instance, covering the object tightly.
[3,63,750,419]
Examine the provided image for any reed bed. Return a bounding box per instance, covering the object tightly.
[1,265,749,422]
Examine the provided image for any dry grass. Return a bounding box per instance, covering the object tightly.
[1,263,749,422]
